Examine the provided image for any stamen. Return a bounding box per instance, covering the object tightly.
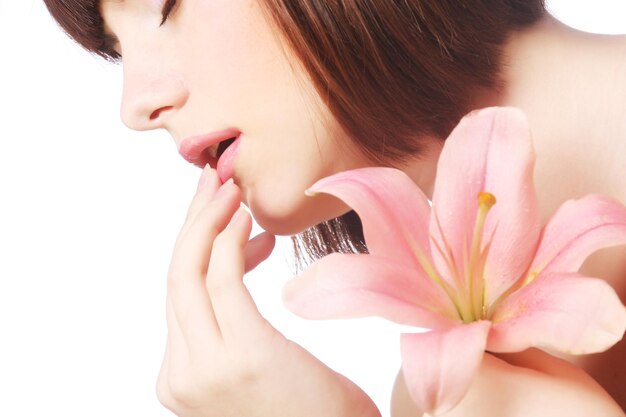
[406,235,467,321]
[478,192,497,210]
[479,226,498,318]
[489,269,538,318]
[432,213,463,289]
[469,192,497,320]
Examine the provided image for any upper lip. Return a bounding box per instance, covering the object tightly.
[178,128,241,168]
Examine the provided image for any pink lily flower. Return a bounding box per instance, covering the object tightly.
[283,107,626,415]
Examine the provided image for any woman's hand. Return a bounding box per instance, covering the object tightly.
[391,348,624,417]
[156,166,380,417]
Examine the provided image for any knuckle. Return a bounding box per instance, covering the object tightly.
[182,198,221,232]
[211,226,231,248]
[166,259,206,293]
[156,356,268,410]
[166,270,194,298]
[210,232,237,265]
[167,262,194,283]
[184,192,209,221]
[166,371,200,405]
[172,227,190,252]
[179,213,222,247]
[205,222,225,243]
[156,376,176,409]
[232,364,261,387]
[223,353,265,387]
[204,274,231,298]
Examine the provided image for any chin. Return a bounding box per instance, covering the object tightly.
[245,192,350,236]
[251,213,309,236]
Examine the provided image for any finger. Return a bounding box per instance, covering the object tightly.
[167,181,240,340]
[165,293,215,357]
[183,165,222,225]
[207,208,267,340]
[244,231,276,272]
[171,180,241,276]
[196,164,221,194]
[156,339,175,409]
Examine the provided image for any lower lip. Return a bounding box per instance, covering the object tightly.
[216,135,241,183]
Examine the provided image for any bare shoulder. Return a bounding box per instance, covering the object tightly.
[391,367,423,417]
[390,351,625,417]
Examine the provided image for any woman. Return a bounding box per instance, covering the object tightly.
[43,0,626,415]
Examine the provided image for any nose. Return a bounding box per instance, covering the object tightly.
[120,58,189,131]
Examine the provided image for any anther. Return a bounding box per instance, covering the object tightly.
[478,192,496,210]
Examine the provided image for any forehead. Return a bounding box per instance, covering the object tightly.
[100,0,126,13]
[98,0,147,38]
[99,0,161,20]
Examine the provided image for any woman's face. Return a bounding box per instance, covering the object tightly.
[101,0,371,235]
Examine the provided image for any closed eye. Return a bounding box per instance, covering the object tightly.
[160,0,178,26]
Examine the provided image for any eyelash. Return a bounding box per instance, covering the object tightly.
[160,0,178,26]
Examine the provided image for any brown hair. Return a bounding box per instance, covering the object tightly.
[44,0,546,267]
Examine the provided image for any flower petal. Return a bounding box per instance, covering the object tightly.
[400,321,491,416]
[529,194,626,275]
[489,272,626,354]
[283,253,459,329]
[430,107,540,303]
[306,167,433,266]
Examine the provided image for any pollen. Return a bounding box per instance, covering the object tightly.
[478,192,496,210]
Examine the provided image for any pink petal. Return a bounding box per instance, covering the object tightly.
[306,167,433,267]
[529,194,626,274]
[401,321,491,415]
[283,253,459,329]
[430,107,540,303]
[489,272,626,354]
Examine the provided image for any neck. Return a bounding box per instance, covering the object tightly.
[500,14,626,220]
[403,14,626,213]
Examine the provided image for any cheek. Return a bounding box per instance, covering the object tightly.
[176,1,269,121]
[187,0,284,99]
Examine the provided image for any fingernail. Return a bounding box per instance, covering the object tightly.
[213,178,235,200]
[196,164,215,192]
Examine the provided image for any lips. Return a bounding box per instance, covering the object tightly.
[178,128,241,169]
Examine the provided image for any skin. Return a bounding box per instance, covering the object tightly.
[499,15,626,411]
[157,169,379,417]
[100,1,626,416]
[103,0,371,236]
[394,15,626,416]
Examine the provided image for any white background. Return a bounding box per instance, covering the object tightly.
[0,1,624,416]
